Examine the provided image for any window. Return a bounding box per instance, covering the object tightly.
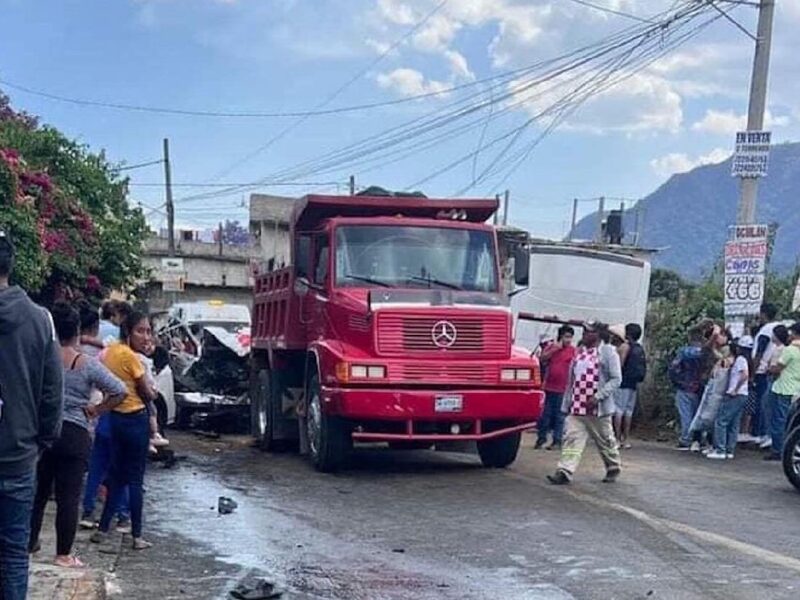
[295,235,311,279]
[334,225,498,292]
[313,234,330,285]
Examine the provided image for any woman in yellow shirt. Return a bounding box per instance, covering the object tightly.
[91,310,158,550]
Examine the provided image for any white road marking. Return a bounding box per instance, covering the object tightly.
[507,470,800,575]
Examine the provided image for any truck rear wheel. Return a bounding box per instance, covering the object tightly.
[477,431,521,468]
[306,374,349,472]
[252,370,288,452]
[782,426,800,493]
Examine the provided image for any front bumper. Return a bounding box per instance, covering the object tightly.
[321,386,544,442]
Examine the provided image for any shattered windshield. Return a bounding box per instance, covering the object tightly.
[334,225,498,292]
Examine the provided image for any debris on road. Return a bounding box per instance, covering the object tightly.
[229,578,283,600]
[218,496,238,515]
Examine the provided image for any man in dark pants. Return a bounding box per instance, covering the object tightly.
[0,231,63,600]
[536,325,576,450]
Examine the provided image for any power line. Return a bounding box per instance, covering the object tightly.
[128,181,341,188]
[563,0,655,23]
[203,0,450,183]
[116,158,163,171]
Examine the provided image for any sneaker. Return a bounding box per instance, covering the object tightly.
[90,531,109,544]
[115,520,132,534]
[546,442,561,451]
[737,433,754,443]
[690,441,701,453]
[726,453,735,459]
[79,514,97,530]
[546,471,570,485]
[759,438,773,450]
[132,538,153,551]
[701,446,713,456]
[151,433,170,447]
[534,439,545,450]
[603,468,621,483]
[706,451,727,460]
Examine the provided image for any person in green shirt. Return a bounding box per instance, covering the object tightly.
[766,322,800,460]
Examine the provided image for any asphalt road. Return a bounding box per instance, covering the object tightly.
[96,432,800,600]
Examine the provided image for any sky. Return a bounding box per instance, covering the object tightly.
[1,0,799,239]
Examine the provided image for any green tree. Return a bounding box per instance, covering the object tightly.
[0,93,148,304]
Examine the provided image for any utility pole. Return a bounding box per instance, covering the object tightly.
[349,175,355,196]
[597,196,605,243]
[493,194,500,225]
[502,190,510,226]
[736,0,776,225]
[163,138,175,256]
[570,198,579,241]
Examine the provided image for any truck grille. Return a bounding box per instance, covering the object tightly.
[397,364,498,383]
[376,313,508,357]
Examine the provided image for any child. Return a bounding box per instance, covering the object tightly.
[138,339,169,454]
[708,336,753,460]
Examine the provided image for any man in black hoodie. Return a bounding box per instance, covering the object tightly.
[0,231,63,600]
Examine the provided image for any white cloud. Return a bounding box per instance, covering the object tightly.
[692,109,791,135]
[376,67,449,96]
[650,147,730,178]
[511,71,683,135]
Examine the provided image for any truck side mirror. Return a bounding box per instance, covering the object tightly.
[512,245,529,287]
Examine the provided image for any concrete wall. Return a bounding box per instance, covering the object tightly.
[141,237,254,311]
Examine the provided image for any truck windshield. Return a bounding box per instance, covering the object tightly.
[335,225,498,292]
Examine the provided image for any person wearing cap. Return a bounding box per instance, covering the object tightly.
[547,322,622,485]
[708,335,753,460]
[765,322,800,461]
[0,231,64,599]
[610,323,646,450]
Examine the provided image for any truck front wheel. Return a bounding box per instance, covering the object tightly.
[477,431,521,468]
[306,374,349,472]
[782,426,800,493]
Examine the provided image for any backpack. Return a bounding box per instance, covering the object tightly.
[625,342,647,384]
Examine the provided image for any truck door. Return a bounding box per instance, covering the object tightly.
[303,232,330,340]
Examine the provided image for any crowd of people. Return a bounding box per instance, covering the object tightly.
[534,303,800,484]
[0,232,167,599]
[670,304,800,461]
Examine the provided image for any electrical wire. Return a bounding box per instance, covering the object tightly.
[115,158,163,171]
[562,0,655,23]
[204,0,450,183]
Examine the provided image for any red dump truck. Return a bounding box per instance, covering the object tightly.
[250,193,543,471]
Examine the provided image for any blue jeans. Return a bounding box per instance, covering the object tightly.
[751,374,770,437]
[99,412,149,538]
[537,392,565,445]
[83,433,130,520]
[769,391,793,456]
[675,389,700,446]
[715,394,748,455]
[0,470,36,600]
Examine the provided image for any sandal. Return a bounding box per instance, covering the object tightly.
[54,555,85,569]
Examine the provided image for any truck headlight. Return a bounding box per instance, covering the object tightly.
[351,365,386,379]
[501,368,532,381]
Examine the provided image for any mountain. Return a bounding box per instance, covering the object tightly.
[568,142,800,279]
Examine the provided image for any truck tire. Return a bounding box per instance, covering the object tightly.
[253,370,285,452]
[782,426,800,493]
[306,373,349,472]
[477,432,521,468]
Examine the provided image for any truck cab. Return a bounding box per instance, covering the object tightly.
[251,194,543,471]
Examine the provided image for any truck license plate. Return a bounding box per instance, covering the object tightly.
[435,395,463,413]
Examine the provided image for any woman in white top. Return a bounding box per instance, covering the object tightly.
[708,336,754,460]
